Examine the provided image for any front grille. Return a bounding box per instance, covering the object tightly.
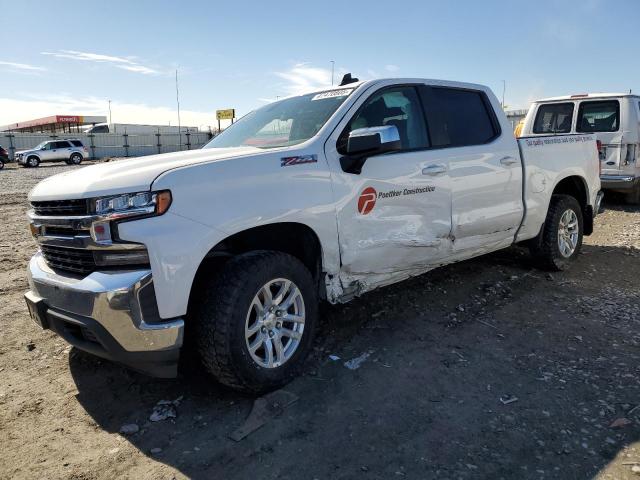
[40,245,96,275]
[31,199,89,216]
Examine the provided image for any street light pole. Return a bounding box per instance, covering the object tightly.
[502,80,506,109]
[108,100,112,125]
[175,69,182,150]
[330,60,335,86]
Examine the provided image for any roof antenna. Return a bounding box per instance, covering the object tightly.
[339,73,359,86]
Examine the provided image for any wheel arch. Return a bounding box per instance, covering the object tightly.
[551,175,593,235]
[188,222,326,313]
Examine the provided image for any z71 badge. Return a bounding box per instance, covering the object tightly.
[281,155,318,167]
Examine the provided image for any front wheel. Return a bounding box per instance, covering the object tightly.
[529,194,584,271]
[195,251,318,394]
[26,156,40,168]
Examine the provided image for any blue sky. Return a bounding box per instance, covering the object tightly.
[1,0,638,128]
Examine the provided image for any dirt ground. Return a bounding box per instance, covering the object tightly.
[1,162,639,480]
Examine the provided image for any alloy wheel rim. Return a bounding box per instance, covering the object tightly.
[245,278,305,369]
[558,209,579,258]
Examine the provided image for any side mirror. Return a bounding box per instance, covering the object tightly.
[341,125,401,174]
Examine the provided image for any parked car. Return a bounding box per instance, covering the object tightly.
[521,93,640,203]
[24,77,602,393]
[0,145,8,170]
[16,139,88,167]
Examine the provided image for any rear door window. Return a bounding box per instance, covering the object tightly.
[577,100,620,132]
[54,141,71,148]
[421,87,499,148]
[70,140,83,147]
[533,103,574,134]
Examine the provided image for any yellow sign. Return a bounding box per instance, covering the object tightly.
[216,109,235,120]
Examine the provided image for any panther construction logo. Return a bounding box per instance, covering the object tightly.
[357,187,377,215]
[357,185,436,215]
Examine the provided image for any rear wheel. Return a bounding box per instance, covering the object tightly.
[26,156,40,168]
[529,194,583,271]
[69,153,83,165]
[195,251,317,394]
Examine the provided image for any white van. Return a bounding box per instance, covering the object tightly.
[521,93,640,203]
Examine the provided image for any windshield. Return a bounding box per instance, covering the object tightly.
[204,88,355,149]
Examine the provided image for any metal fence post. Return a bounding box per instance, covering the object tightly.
[89,134,95,160]
[156,133,162,154]
[7,133,15,161]
[186,132,191,150]
[123,133,129,157]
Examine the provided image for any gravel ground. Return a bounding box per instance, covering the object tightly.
[0,162,639,479]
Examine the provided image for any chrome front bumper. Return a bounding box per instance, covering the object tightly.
[25,252,184,376]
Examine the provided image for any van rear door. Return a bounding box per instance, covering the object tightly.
[575,99,624,173]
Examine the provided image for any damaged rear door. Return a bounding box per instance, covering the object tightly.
[328,84,453,280]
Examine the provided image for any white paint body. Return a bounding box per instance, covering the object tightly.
[521,93,640,193]
[28,79,601,320]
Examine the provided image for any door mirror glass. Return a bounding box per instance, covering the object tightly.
[346,125,401,156]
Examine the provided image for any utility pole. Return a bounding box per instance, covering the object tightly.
[108,100,112,125]
[330,60,335,86]
[175,69,182,150]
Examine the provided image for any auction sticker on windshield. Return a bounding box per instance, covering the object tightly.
[312,89,354,101]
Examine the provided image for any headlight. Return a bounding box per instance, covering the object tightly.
[90,190,172,244]
[94,190,172,217]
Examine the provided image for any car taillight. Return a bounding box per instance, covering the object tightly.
[83,147,88,152]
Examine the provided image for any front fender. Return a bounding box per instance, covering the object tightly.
[118,148,340,318]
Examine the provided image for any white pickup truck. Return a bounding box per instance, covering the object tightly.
[24,77,603,393]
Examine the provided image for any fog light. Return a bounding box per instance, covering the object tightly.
[93,250,150,266]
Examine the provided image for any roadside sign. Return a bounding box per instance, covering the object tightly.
[216,109,235,120]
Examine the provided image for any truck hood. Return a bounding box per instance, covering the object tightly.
[28,147,261,201]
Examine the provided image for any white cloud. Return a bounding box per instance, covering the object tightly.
[385,64,399,73]
[0,61,46,72]
[0,95,217,129]
[41,50,159,75]
[274,63,334,96]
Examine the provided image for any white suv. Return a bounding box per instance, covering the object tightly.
[16,139,88,168]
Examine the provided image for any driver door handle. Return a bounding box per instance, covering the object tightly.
[422,164,447,175]
[500,156,518,166]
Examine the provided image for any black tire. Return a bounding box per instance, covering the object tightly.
[26,156,40,168]
[195,251,318,394]
[529,194,584,271]
[625,185,640,205]
[69,153,83,165]
[0,159,4,170]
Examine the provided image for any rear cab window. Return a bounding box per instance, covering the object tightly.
[421,87,500,148]
[576,100,619,133]
[533,103,574,134]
